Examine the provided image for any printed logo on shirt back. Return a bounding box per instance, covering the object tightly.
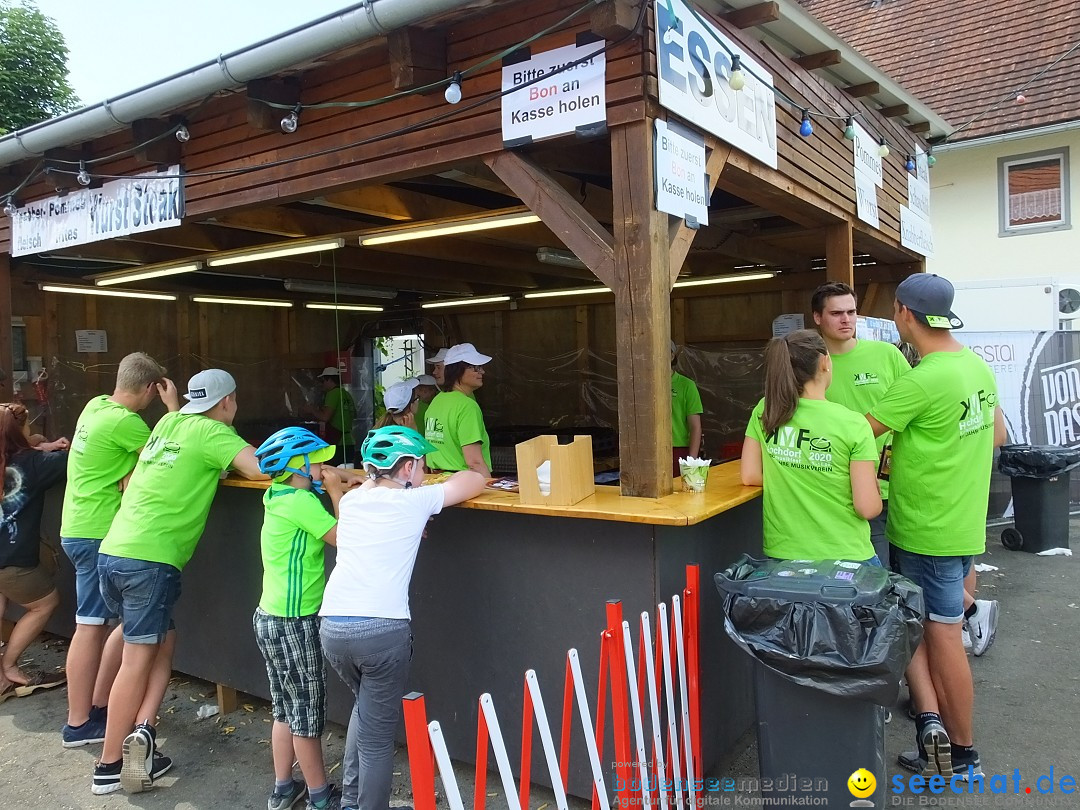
[140,436,183,468]
[958,388,998,437]
[71,424,90,454]
[763,426,835,471]
[425,417,445,443]
[852,372,880,387]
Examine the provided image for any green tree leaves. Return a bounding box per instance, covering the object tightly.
[0,2,79,134]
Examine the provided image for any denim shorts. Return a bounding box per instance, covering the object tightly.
[62,537,118,625]
[891,546,972,624]
[98,553,182,644]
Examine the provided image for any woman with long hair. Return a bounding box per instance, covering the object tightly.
[374,379,420,431]
[740,330,882,561]
[0,405,68,702]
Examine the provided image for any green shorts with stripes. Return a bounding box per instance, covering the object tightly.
[252,608,326,737]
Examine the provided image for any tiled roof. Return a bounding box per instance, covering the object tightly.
[798,0,1080,141]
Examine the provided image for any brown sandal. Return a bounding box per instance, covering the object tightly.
[13,670,66,697]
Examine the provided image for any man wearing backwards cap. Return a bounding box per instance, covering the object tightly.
[865,275,1006,781]
[426,348,448,388]
[93,369,266,796]
[311,367,357,467]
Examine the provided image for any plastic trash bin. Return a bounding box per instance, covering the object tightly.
[998,444,1080,552]
[715,556,924,810]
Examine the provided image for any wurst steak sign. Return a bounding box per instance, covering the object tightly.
[655,0,777,169]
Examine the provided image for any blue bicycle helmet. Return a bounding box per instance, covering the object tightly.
[256,427,336,491]
[361,425,436,472]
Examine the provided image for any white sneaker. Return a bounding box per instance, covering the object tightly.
[961,624,972,650]
[969,599,999,657]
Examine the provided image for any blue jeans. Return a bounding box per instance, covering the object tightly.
[62,537,117,625]
[321,618,412,810]
[98,553,182,644]
[891,546,972,624]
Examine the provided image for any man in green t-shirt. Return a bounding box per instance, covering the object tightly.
[60,352,179,749]
[92,369,265,796]
[670,341,703,476]
[313,367,356,466]
[867,275,1006,781]
[812,281,910,563]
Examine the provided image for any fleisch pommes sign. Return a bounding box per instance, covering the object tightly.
[655,0,777,169]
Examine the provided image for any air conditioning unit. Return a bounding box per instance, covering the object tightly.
[1058,286,1080,330]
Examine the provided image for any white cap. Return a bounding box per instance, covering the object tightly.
[384,378,420,412]
[444,342,492,366]
[180,369,237,414]
[425,348,448,365]
[320,366,341,377]
[416,374,438,386]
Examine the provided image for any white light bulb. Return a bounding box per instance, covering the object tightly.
[76,167,91,186]
[175,125,190,143]
[280,112,299,134]
[729,68,745,91]
[444,78,462,105]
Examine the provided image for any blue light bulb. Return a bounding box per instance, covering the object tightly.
[799,112,813,138]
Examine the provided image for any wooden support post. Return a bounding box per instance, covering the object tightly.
[611,120,672,498]
[216,683,237,715]
[131,118,182,166]
[723,1,780,28]
[388,26,447,91]
[825,221,854,287]
[591,0,642,39]
[0,254,12,401]
[247,77,301,132]
[906,121,931,135]
[880,103,910,118]
[843,81,879,98]
[794,50,841,70]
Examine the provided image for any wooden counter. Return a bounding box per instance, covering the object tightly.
[220,459,761,526]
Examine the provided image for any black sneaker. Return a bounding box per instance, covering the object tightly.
[121,722,168,793]
[92,760,122,795]
[63,714,107,748]
[952,747,984,781]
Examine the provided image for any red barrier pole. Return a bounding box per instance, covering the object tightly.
[606,600,633,809]
[561,656,574,790]
[402,692,438,810]
[474,697,490,810]
[519,677,535,810]
[684,564,702,785]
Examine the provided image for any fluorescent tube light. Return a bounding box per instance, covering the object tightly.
[672,271,776,289]
[536,247,588,270]
[360,212,541,246]
[95,261,202,286]
[304,302,384,312]
[523,286,611,299]
[206,238,344,267]
[421,296,511,309]
[192,295,293,308]
[40,283,177,301]
[284,279,396,299]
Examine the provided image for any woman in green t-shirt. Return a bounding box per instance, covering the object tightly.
[741,330,882,562]
[422,343,493,477]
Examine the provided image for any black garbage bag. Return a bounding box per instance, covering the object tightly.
[998,444,1080,479]
[714,555,924,706]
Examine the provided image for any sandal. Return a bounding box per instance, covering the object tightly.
[0,681,15,705]
[14,669,66,697]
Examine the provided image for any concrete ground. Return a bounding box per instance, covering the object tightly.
[1,521,1077,809]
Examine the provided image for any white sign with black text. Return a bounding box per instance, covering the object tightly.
[11,165,183,257]
[75,330,108,353]
[900,204,935,257]
[655,0,777,169]
[654,120,709,226]
[501,37,606,147]
[852,121,883,188]
[854,169,880,228]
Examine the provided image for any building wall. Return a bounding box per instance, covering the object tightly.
[928,128,1080,283]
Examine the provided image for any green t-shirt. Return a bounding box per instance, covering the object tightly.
[101,412,249,570]
[424,390,491,471]
[60,396,150,539]
[258,484,337,617]
[746,397,878,560]
[671,372,703,447]
[415,400,429,434]
[825,340,911,499]
[870,348,998,556]
[323,386,356,445]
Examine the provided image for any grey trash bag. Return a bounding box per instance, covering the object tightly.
[714,555,924,706]
[998,444,1080,479]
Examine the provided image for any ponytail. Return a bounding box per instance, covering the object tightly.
[761,330,828,435]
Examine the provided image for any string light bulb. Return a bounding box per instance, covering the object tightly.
[905,155,916,172]
[280,105,301,134]
[444,71,463,105]
[878,138,890,158]
[76,162,92,186]
[1016,93,1028,104]
[844,116,856,140]
[799,110,813,138]
[927,152,937,168]
[2,199,16,216]
[729,55,745,91]
[175,123,190,143]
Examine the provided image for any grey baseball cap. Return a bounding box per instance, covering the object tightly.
[180,369,237,414]
[895,273,963,330]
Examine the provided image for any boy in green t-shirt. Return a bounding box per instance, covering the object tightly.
[93,369,265,796]
[313,368,356,466]
[670,341,703,475]
[60,352,179,749]
[253,427,344,810]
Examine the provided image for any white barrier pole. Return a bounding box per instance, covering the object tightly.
[568,648,611,810]
[673,596,697,809]
[640,612,671,810]
[658,603,686,810]
[428,720,467,810]
[479,694,523,810]
[621,621,653,810]
[525,670,571,810]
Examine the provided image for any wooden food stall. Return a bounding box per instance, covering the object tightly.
[1,0,946,787]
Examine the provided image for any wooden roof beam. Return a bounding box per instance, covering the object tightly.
[906,121,931,135]
[130,117,182,166]
[591,0,642,39]
[311,184,482,221]
[880,103,910,118]
[722,2,780,29]
[844,81,880,98]
[388,26,447,91]
[793,49,841,70]
[246,77,301,133]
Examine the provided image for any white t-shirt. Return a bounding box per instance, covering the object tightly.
[320,483,445,620]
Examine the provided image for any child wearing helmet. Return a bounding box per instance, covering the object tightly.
[253,426,355,810]
[319,425,485,810]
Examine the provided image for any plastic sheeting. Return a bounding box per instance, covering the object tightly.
[714,555,925,706]
[998,444,1080,479]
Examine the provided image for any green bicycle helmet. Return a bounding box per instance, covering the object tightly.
[361,425,436,471]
